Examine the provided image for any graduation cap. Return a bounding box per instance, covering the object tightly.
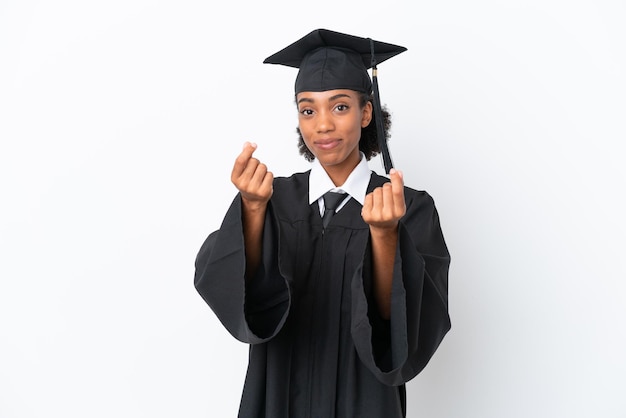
[263,29,407,173]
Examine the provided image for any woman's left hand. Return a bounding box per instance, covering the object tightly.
[362,169,406,231]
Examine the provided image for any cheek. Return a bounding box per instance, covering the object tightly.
[297,127,312,149]
[348,117,364,138]
[298,119,314,140]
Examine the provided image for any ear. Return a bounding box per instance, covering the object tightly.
[361,101,373,128]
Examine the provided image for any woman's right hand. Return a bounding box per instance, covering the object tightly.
[231,142,274,210]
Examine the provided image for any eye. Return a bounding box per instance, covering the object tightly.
[299,108,314,116]
[334,104,349,112]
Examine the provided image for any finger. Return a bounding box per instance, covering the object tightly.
[247,161,269,191]
[232,142,258,178]
[389,169,406,213]
[242,158,261,181]
[371,187,383,205]
[371,187,384,218]
[389,169,404,195]
[382,182,394,217]
[260,170,274,197]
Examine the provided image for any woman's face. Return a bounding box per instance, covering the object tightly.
[296,89,372,174]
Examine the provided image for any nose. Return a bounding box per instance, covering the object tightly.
[316,109,334,133]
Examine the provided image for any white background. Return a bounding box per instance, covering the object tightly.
[1,1,625,417]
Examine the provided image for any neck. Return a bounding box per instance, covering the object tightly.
[324,158,359,187]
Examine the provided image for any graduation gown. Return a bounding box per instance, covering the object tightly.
[194,171,450,418]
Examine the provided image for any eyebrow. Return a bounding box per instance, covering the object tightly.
[297,93,353,105]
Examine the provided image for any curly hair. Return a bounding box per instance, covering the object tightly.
[295,92,392,162]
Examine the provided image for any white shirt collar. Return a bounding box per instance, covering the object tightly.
[308,153,371,210]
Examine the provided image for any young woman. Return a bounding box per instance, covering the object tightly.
[194,29,451,418]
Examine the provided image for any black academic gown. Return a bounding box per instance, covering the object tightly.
[194,171,450,418]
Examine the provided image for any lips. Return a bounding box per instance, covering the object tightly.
[315,138,341,150]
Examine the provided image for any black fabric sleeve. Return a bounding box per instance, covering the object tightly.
[350,192,451,386]
[194,195,290,344]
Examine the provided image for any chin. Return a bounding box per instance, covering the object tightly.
[316,153,344,164]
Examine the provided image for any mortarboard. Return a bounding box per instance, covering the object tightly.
[263,29,407,173]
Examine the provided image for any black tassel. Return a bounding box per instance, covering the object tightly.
[369,38,393,174]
